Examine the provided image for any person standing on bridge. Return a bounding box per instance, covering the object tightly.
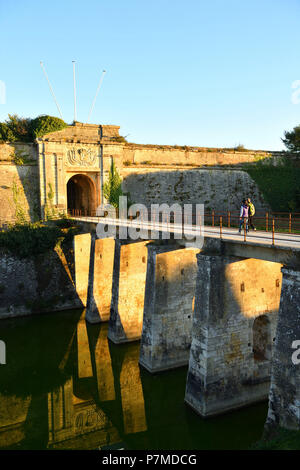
[238,199,249,234]
[247,197,256,231]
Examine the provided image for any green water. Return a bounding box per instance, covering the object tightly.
[0,309,268,450]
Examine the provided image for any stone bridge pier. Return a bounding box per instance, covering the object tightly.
[139,243,199,373]
[86,237,115,323]
[265,267,300,432]
[185,252,282,417]
[107,239,149,344]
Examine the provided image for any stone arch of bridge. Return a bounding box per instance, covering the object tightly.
[67,174,97,215]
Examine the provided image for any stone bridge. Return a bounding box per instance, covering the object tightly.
[71,218,300,433]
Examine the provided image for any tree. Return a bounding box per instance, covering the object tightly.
[282,125,300,152]
[3,114,31,142]
[0,114,68,142]
[0,122,16,142]
[103,160,123,208]
[30,115,67,138]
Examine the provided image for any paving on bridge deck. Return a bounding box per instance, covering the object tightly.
[71,216,300,250]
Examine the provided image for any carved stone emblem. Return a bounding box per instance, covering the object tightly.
[67,147,97,166]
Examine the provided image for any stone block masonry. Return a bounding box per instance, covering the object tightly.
[74,233,91,306]
[185,254,282,417]
[86,237,115,324]
[265,267,300,431]
[108,240,149,344]
[0,147,40,225]
[0,244,83,319]
[122,167,269,214]
[139,243,199,373]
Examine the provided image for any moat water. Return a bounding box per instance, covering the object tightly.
[0,309,268,450]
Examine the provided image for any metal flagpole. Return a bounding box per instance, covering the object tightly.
[40,61,64,119]
[87,70,106,123]
[72,61,77,122]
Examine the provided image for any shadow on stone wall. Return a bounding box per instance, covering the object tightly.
[122,167,270,213]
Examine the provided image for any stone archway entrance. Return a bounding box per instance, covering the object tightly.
[67,174,96,215]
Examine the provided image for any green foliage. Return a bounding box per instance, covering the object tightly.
[112,135,128,143]
[0,221,78,258]
[53,217,74,228]
[234,143,246,151]
[103,160,124,208]
[12,178,27,224]
[252,428,300,450]
[0,114,31,142]
[0,223,63,258]
[0,114,68,142]
[12,150,32,165]
[245,159,300,212]
[0,122,16,142]
[282,125,300,152]
[30,115,67,139]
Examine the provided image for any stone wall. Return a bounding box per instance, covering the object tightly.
[122,143,286,167]
[0,124,290,225]
[139,243,199,373]
[265,267,300,431]
[122,167,270,213]
[0,122,287,227]
[185,254,282,417]
[0,143,39,224]
[0,243,83,320]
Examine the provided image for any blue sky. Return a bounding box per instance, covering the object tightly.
[0,0,300,150]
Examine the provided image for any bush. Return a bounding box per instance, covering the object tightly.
[0,223,63,258]
[30,115,67,139]
[0,122,16,142]
[0,114,31,142]
[112,135,128,143]
[0,114,68,142]
[234,144,246,151]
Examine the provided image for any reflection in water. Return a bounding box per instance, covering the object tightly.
[77,313,93,378]
[0,309,268,450]
[94,324,116,402]
[120,348,147,435]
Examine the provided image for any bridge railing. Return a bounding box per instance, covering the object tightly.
[68,208,300,234]
[68,207,300,247]
[204,210,300,235]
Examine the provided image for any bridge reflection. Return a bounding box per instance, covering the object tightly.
[0,310,147,450]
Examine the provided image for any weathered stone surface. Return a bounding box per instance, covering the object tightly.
[108,240,149,344]
[0,245,83,319]
[86,237,115,323]
[122,167,269,213]
[1,123,289,225]
[185,254,281,417]
[0,145,39,225]
[265,267,300,431]
[93,323,116,402]
[77,312,93,379]
[74,233,91,306]
[139,243,199,372]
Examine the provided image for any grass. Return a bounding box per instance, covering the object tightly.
[252,428,300,450]
[0,219,79,258]
[244,159,300,212]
